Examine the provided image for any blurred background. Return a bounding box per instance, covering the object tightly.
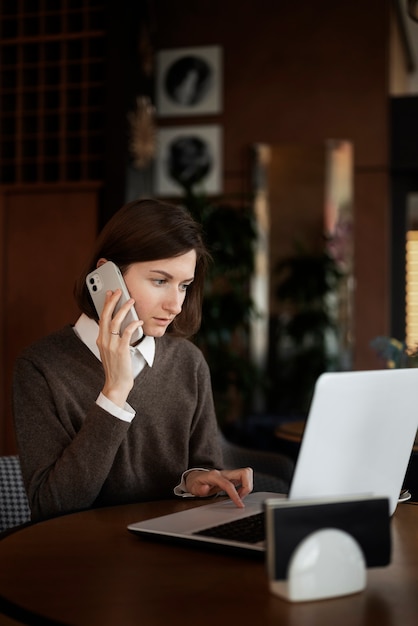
[1,0,418,455]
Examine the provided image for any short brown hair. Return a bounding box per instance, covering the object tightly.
[74,198,211,337]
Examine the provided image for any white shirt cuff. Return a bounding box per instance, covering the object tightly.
[96,392,135,423]
[173,468,210,497]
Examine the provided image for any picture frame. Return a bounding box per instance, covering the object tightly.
[156,46,222,117]
[155,125,222,197]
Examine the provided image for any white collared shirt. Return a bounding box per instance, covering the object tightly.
[73,313,155,422]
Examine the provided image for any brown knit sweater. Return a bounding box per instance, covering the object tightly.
[12,326,222,522]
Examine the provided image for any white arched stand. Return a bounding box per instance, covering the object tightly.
[265,495,391,603]
[269,528,366,602]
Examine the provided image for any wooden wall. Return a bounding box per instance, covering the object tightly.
[153,0,392,370]
[0,0,395,452]
[0,185,98,453]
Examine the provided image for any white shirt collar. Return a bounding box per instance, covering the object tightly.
[74,313,155,367]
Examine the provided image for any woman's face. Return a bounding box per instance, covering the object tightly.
[123,250,197,337]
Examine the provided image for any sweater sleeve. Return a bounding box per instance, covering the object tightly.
[13,354,131,522]
[187,354,223,470]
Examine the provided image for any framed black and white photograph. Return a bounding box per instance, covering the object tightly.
[155,125,222,197]
[156,46,222,117]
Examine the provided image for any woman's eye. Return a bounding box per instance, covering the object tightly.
[153,279,166,286]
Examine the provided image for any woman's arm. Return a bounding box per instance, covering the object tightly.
[180,350,254,507]
[13,354,132,521]
[13,291,143,522]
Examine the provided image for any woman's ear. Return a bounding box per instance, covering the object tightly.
[96,258,108,268]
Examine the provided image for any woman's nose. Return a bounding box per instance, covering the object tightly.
[163,290,183,315]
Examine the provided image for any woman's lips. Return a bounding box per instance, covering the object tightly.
[153,317,172,326]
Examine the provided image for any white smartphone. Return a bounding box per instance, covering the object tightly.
[86,261,143,344]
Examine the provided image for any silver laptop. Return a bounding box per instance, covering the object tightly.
[128,368,418,554]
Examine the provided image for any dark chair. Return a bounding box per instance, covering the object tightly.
[0,455,31,533]
[220,432,295,494]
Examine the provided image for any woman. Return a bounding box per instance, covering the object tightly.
[13,199,253,522]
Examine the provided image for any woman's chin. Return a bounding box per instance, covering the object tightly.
[146,326,168,338]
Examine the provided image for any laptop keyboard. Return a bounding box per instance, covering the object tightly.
[194,512,265,544]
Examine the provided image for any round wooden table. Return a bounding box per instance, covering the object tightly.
[1,498,418,625]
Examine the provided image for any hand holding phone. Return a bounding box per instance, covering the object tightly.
[86,261,143,344]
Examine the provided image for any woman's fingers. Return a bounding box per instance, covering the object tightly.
[99,290,143,341]
[186,467,254,508]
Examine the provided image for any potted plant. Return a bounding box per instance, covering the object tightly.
[267,242,344,417]
[179,188,260,427]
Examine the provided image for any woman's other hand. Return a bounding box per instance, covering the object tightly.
[185,467,254,508]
